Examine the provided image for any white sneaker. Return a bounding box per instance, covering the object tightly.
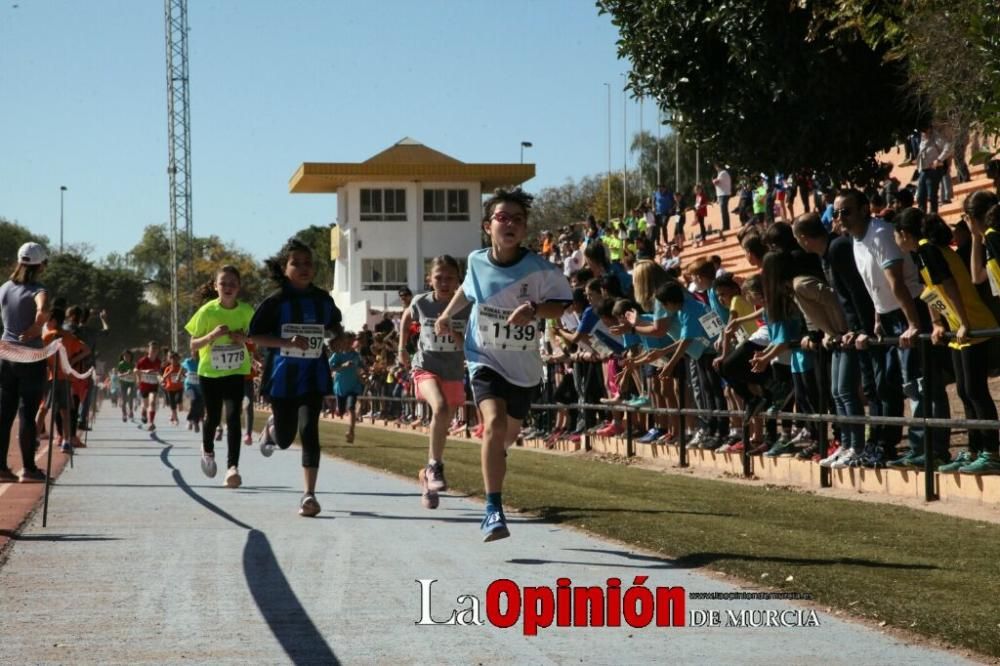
[224,466,242,488]
[830,449,858,469]
[259,416,276,458]
[789,428,814,446]
[819,444,848,468]
[688,430,705,446]
[201,452,217,478]
[299,493,321,517]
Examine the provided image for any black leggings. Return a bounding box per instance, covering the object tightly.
[243,380,255,434]
[951,344,999,453]
[270,393,323,468]
[0,359,44,473]
[202,374,245,469]
[719,340,766,402]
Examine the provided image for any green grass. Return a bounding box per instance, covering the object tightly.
[317,419,1000,657]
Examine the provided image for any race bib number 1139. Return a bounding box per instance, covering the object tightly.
[477,305,537,352]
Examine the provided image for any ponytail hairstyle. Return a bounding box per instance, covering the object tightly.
[893,206,926,240]
[198,264,242,302]
[761,251,797,322]
[265,238,313,286]
[922,214,953,247]
[964,190,1000,229]
[892,208,953,247]
[986,203,1000,232]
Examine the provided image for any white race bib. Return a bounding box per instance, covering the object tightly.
[280,323,325,359]
[920,287,958,330]
[476,305,538,352]
[698,311,725,339]
[140,372,159,385]
[734,327,749,345]
[186,374,200,386]
[210,344,247,371]
[419,318,461,352]
[587,335,614,357]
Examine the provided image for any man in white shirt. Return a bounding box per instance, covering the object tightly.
[712,163,733,232]
[839,189,950,468]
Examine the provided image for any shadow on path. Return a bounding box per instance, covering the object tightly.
[515,504,736,524]
[506,548,939,572]
[244,529,340,666]
[159,445,339,665]
[0,529,120,543]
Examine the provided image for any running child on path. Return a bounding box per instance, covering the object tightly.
[161,352,185,426]
[329,332,364,444]
[250,238,343,517]
[117,350,137,422]
[435,188,573,541]
[135,341,162,433]
[398,255,472,510]
[182,350,203,432]
[185,265,255,488]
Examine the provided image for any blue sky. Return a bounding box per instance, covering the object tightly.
[0,0,660,262]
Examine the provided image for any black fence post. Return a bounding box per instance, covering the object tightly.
[678,361,688,468]
[920,337,937,501]
[625,409,634,458]
[42,375,58,528]
[816,345,830,488]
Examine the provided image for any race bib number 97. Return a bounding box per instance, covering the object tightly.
[210,344,246,371]
[477,305,537,352]
[419,318,462,352]
[280,323,325,359]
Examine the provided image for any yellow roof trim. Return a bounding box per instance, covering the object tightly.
[289,162,535,193]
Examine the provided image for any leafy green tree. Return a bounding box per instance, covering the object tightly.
[0,217,48,278]
[598,0,920,183]
[811,0,1000,157]
[41,252,151,358]
[126,224,267,349]
[286,224,334,291]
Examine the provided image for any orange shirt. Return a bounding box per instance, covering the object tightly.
[161,363,184,392]
[42,327,85,381]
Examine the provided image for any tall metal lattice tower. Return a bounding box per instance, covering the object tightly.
[165,0,193,351]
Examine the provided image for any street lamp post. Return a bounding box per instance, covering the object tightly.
[520,141,533,164]
[59,186,67,253]
[604,82,611,224]
[622,73,627,217]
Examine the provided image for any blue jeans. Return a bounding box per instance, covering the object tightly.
[917,167,943,213]
[876,308,950,456]
[830,348,864,451]
[718,194,731,231]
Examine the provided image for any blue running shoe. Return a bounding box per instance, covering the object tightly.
[481,507,510,542]
[637,428,662,444]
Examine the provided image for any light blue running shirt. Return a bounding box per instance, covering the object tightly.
[462,248,573,387]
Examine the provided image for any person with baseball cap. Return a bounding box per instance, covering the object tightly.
[0,242,51,482]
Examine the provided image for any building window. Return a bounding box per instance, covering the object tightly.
[423,189,469,221]
[360,188,407,221]
[361,258,409,291]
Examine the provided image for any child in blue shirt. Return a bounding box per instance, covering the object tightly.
[329,332,364,444]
